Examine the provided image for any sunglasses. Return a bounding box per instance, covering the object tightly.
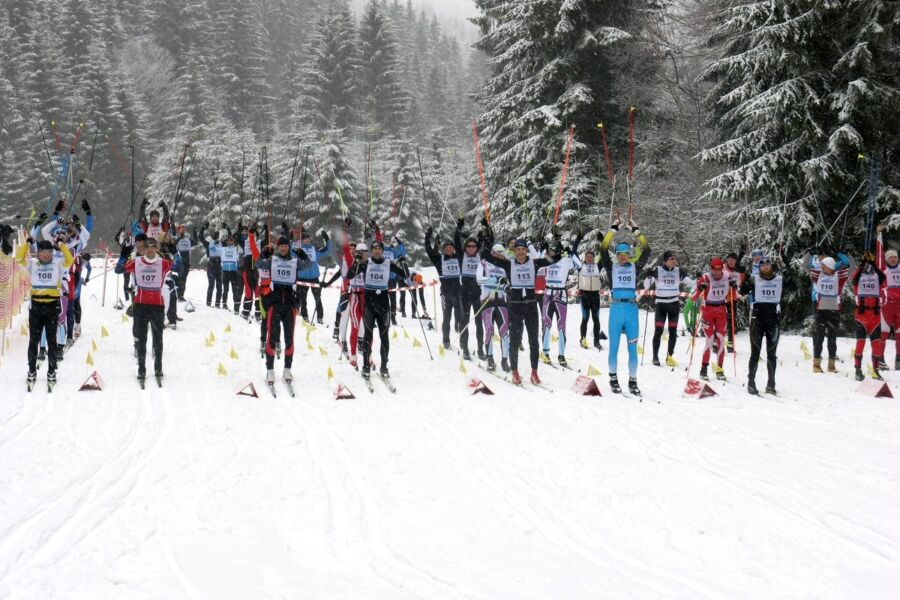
[466,244,478,248]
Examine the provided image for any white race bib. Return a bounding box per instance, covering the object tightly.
[31,261,60,289]
[656,266,680,295]
[611,263,635,290]
[754,275,783,304]
[135,259,164,290]
[857,272,880,297]
[365,259,390,290]
[441,256,461,278]
[510,261,535,289]
[271,257,298,285]
[885,265,900,288]
[706,276,729,303]
[462,255,480,278]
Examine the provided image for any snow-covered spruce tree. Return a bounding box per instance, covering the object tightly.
[700,0,899,327]
[294,0,358,133]
[358,0,410,139]
[472,0,647,245]
[303,140,365,246]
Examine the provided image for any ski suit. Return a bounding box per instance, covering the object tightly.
[851,263,887,372]
[125,254,173,377]
[876,233,900,364]
[740,272,784,389]
[690,272,733,371]
[542,253,581,357]
[644,265,690,361]
[805,253,851,360]
[347,255,408,373]
[477,258,510,360]
[18,243,73,375]
[220,243,243,312]
[425,229,463,348]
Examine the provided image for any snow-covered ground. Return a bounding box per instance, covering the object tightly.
[1,261,899,599]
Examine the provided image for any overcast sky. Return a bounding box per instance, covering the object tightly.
[351,0,479,43]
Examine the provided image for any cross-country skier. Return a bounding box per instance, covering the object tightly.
[264,237,311,385]
[174,225,195,300]
[576,248,605,350]
[456,219,486,360]
[199,223,223,307]
[850,252,887,380]
[477,242,511,372]
[805,250,851,373]
[876,224,899,370]
[598,210,651,395]
[345,240,409,381]
[139,196,171,241]
[643,250,691,367]
[295,229,331,324]
[480,226,554,385]
[124,237,173,386]
[687,257,734,382]
[247,225,273,357]
[385,236,408,322]
[425,226,464,353]
[540,235,581,367]
[724,251,746,353]
[18,236,74,391]
[739,256,784,395]
[220,230,243,313]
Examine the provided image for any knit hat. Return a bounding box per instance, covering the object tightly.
[491,243,505,253]
[821,257,836,270]
[886,249,898,261]
[710,257,724,270]
[615,242,631,255]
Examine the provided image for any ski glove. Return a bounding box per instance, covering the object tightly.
[684,298,698,332]
[81,199,91,214]
[54,200,65,213]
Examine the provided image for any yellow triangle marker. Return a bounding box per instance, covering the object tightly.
[413,338,423,348]
[551,334,559,343]
[224,324,231,333]
[91,340,99,352]
[637,344,644,356]
[800,340,812,361]
[86,352,94,366]
[205,338,214,348]
[327,365,334,381]
[586,364,602,377]
[21,325,28,336]
[121,314,129,323]
[230,347,239,360]
[439,344,445,358]
[101,325,109,338]
[403,329,410,340]
[392,329,398,340]
[319,346,328,357]
[217,363,228,376]
[307,341,315,350]
[209,332,216,342]
[459,360,468,374]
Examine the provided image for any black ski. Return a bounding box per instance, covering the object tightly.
[138,376,146,389]
[378,373,397,393]
[360,372,375,394]
[284,380,296,397]
[156,376,163,388]
[267,381,278,398]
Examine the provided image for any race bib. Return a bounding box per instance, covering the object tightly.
[365,259,390,290]
[857,272,880,297]
[271,257,298,285]
[611,263,635,290]
[754,275,783,304]
[510,261,535,289]
[442,256,461,278]
[135,259,164,290]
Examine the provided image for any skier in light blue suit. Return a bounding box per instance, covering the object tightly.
[599,209,650,396]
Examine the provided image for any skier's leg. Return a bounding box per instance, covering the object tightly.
[608,304,624,374]
[27,306,42,373]
[482,306,494,356]
[312,286,323,323]
[508,304,523,372]
[652,304,665,360]
[283,305,296,369]
[624,303,640,379]
[747,317,763,384]
[265,306,277,371]
[441,292,452,346]
[556,295,568,356]
[151,306,164,374]
[498,307,511,358]
[666,303,679,357]
[297,282,310,320]
[523,302,540,370]
[378,305,390,368]
[766,319,780,386]
[134,305,149,375]
[361,303,376,369]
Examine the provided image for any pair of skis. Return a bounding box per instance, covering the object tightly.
[361,371,396,394]
[267,378,295,398]
[138,375,164,389]
[26,377,54,393]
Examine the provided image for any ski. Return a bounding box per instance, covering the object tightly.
[47,382,55,393]
[267,382,278,398]
[378,373,397,393]
[138,376,146,390]
[476,363,509,382]
[156,376,163,388]
[284,380,296,397]
[360,372,375,394]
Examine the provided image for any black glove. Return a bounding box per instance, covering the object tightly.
[81,199,91,214]
[343,216,352,229]
[393,236,401,246]
[72,213,80,223]
[160,200,168,209]
[249,222,257,233]
[202,221,209,229]
[26,236,34,245]
[54,200,65,213]
[36,212,48,226]
[281,220,289,231]
[321,230,329,242]
[426,226,434,239]
[456,217,465,230]
[539,241,548,252]
[140,198,149,209]
[480,217,489,228]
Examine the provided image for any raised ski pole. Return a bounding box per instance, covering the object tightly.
[553,125,576,226]
[283,137,302,221]
[598,122,617,227]
[627,106,636,210]
[415,146,433,226]
[472,119,491,224]
[297,147,311,231]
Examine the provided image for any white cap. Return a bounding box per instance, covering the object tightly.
[886,249,898,260]
[821,257,836,270]
[491,243,505,253]
[356,242,368,252]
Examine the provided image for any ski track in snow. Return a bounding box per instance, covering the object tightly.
[0,263,898,598]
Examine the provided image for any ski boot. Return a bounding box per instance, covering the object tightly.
[57,348,65,362]
[26,371,37,392]
[726,339,734,353]
[594,340,603,351]
[283,368,293,383]
[699,365,709,381]
[332,325,340,341]
[37,348,46,363]
[350,356,358,370]
[379,365,390,378]
[651,356,661,367]
[855,368,864,381]
[747,380,759,396]
[361,365,372,381]
[876,356,888,371]
[558,355,568,368]
[341,341,349,358]
[155,370,164,387]
[317,318,324,326]
[501,357,510,372]
[266,369,275,384]
[443,340,451,351]
[74,324,81,339]
[462,348,471,361]
[477,345,486,361]
[665,355,678,368]
[609,375,622,394]
[599,331,608,341]
[530,370,541,385]
[871,368,884,381]
[580,337,589,349]
[765,382,777,394]
[511,370,522,385]
[540,352,551,365]
[812,358,823,373]
[486,355,496,372]
[628,378,641,396]
[715,365,726,381]
[137,369,146,388]
[827,358,838,373]
[47,370,57,390]
[390,315,397,326]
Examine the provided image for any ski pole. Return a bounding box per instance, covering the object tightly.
[454,289,503,349]
[729,294,738,378]
[415,282,434,360]
[684,299,703,381]
[640,301,651,365]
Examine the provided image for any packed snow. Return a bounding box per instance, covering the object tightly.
[0,261,898,599]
